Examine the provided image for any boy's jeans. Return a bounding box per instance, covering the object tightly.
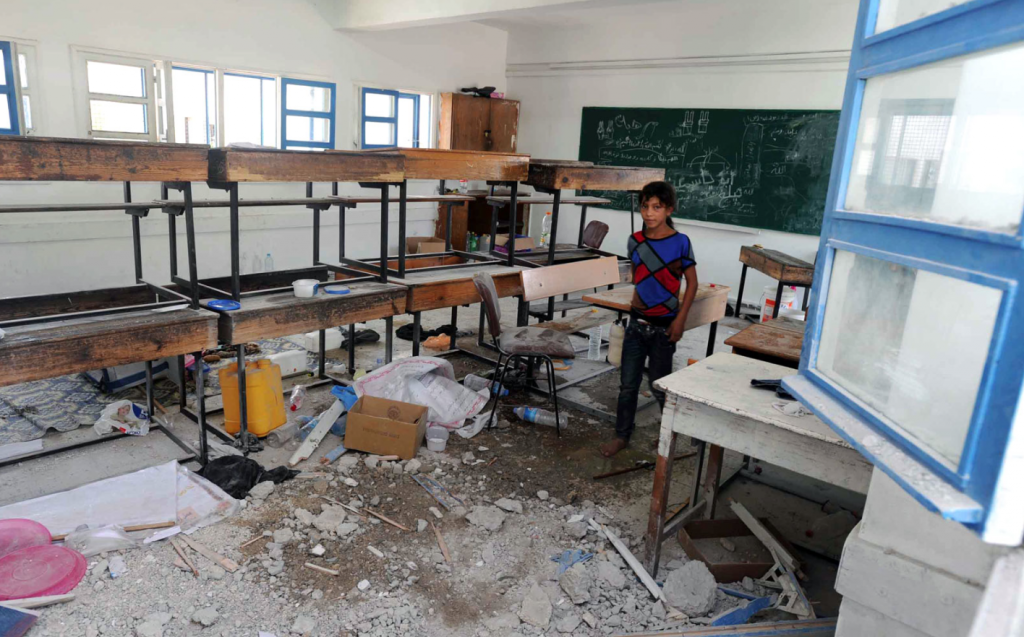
[615,320,676,442]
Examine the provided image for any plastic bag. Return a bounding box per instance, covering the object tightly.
[197,456,299,499]
[64,524,139,557]
[93,400,150,437]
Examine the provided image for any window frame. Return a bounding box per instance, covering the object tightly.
[783,0,1024,545]
[360,86,430,149]
[170,65,216,145]
[0,41,21,135]
[73,48,158,142]
[281,77,336,150]
[16,43,41,135]
[222,71,278,148]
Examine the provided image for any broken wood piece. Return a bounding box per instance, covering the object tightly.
[729,500,801,574]
[169,537,198,577]
[367,545,385,558]
[320,495,369,521]
[589,519,662,600]
[177,535,239,572]
[370,454,399,461]
[51,520,176,542]
[289,399,345,466]
[365,508,410,532]
[239,536,265,549]
[304,562,339,576]
[430,520,450,563]
[295,472,330,479]
[1,594,75,609]
[607,617,837,636]
[710,596,773,626]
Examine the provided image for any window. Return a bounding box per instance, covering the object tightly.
[171,67,215,144]
[360,87,432,149]
[0,41,20,135]
[17,45,37,133]
[75,50,158,141]
[224,73,276,147]
[783,0,1024,545]
[281,78,335,150]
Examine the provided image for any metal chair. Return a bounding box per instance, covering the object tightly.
[472,271,574,436]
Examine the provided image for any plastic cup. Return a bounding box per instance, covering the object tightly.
[292,279,319,298]
[426,426,449,452]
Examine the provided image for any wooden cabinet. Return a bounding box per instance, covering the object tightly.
[438,94,520,152]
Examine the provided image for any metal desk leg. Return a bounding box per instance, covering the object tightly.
[145,361,155,418]
[577,204,588,248]
[195,350,208,466]
[772,281,785,319]
[507,182,519,268]
[398,180,407,278]
[445,203,453,252]
[229,184,241,301]
[318,329,327,379]
[702,444,725,520]
[735,264,748,318]
[450,306,459,352]
[644,421,678,576]
[546,189,561,320]
[412,311,421,357]
[802,286,810,312]
[478,306,487,348]
[385,317,394,364]
[348,324,356,372]
[177,355,187,410]
[706,321,718,357]
[236,344,249,451]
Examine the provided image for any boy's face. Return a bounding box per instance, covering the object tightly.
[641,196,674,228]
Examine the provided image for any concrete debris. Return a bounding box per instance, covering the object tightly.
[495,498,523,514]
[313,505,347,533]
[742,576,755,592]
[309,544,326,556]
[429,507,443,519]
[537,490,549,501]
[293,508,314,525]
[719,537,736,552]
[663,560,717,616]
[336,522,359,538]
[405,459,422,474]
[416,519,428,533]
[652,599,667,619]
[357,579,371,591]
[597,560,627,590]
[483,613,521,630]
[519,583,553,628]
[272,528,294,544]
[559,563,593,604]
[365,456,379,469]
[290,615,316,635]
[249,481,275,500]
[582,611,598,628]
[343,477,359,487]
[466,505,506,532]
[556,612,582,633]
[191,606,219,627]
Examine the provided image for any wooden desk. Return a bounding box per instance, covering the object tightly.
[208,147,404,183]
[582,283,730,357]
[364,148,529,182]
[736,245,814,320]
[0,136,209,182]
[525,160,665,191]
[643,353,872,574]
[724,317,805,368]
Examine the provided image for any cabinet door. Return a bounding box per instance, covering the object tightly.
[448,94,490,151]
[489,99,520,152]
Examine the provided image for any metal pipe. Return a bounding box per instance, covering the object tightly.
[398,180,407,278]
[182,184,200,309]
[195,351,208,465]
[229,183,241,301]
[507,182,518,268]
[126,182,143,282]
[380,186,389,284]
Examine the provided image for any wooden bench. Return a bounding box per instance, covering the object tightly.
[724,316,805,368]
[520,256,622,306]
[735,245,814,320]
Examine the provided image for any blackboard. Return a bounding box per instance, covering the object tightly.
[577,107,840,235]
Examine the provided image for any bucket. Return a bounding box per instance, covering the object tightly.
[425,426,449,452]
[759,285,797,323]
[218,359,287,437]
[292,279,319,298]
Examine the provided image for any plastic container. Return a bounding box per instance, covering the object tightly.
[540,211,552,247]
[608,322,625,367]
[0,519,52,559]
[513,406,568,428]
[588,326,602,361]
[478,234,491,252]
[468,233,478,252]
[293,279,319,298]
[426,426,449,452]
[269,350,307,377]
[464,373,508,396]
[0,545,88,600]
[218,359,287,437]
[759,285,797,323]
[264,252,274,271]
[266,421,299,448]
[288,385,307,411]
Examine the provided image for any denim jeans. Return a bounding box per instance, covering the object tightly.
[615,320,677,441]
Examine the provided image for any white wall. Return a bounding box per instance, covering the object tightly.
[504,0,857,302]
[0,0,508,296]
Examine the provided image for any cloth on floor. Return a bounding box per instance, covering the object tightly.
[395,324,457,342]
[198,456,300,499]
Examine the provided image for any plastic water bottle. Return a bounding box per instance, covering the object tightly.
[264,252,274,272]
[288,385,306,412]
[588,326,602,361]
[252,253,263,273]
[540,211,553,247]
[266,421,299,448]
[608,322,625,367]
[478,234,491,252]
[513,406,568,428]
[464,373,508,396]
[240,251,250,275]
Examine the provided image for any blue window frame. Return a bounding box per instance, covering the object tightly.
[783,0,1024,544]
[281,78,336,150]
[0,41,21,136]
[360,87,425,149]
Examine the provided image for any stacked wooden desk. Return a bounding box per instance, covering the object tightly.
[724,316,805,368]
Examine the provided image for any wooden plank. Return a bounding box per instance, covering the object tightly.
[0,594,75,609]
[0,309,219,388]
[289,400,345,466]
[583,283,730,332]
[0,285,157,322]
[739,246,814,285]
[177,535,239,572]
[208,148,404,183]
[406,269,524,313]
[534,309,618,333]
[169,537,198,577]
[218,282,407,345]
[724,318,805,366]
[364,148,529,181]
[610,618,837,636]
[520,256,621,302]
[0,137,209,182]
[526,160,665,191]
[729,500,801,572]
[589,520,663,600]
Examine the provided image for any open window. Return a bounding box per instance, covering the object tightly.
[784,0,1024,545]
[281,78,335,150]
[360,87,432,149]
[0,41,20,135]
[74,49,158,141]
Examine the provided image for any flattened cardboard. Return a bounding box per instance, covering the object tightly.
[406,237,446,254]
[344,396,428,460]
[494,234,535,252]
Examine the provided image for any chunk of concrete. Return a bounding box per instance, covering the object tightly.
[559,564,593,605]
[662,561,717,616]
[466,505,506,532]
[519,583,553,628]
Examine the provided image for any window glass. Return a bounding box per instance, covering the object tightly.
[397,96,415,148]
[0,53,6,86]
[90,100,148,134]
[224,74,276,146]
[172,68,215,144]
[365,92,394,117]
[875,0,971,33]
[845,42,1024,233]
[87,61,145,97]
[285,115,330,143]
[418,95,432,147]
[262,79,276,146]
[816,249,1001,467]
[0,101,10,129]
[22,95,30,129]
[364,121,394,146]
[286,84,331,112]
[18,53,27,89]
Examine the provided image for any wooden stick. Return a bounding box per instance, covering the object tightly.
[371,455,400,462]
[365,508,410,532]
[729,500,801,573]
[319,495,369,522]
[590,520,662,600]
[1,594,75,609]
[169,537,198,577]
[52,520,176,542]
[177,535,239,572]
[239,536,265,549]
[304,562,339,576]
[430,520,450,563]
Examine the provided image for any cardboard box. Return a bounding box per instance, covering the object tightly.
[406,236,447,254]
[344,395,429,460]
[494,234,535,253]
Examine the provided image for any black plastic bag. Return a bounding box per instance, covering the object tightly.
[198,456,299,499]
[395,324,458,342]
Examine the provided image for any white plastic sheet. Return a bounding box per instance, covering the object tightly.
[353,357,490,430]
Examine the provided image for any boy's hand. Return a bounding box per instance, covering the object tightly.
[667,315,686,343]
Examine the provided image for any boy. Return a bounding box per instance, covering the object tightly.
[601,181,697,457]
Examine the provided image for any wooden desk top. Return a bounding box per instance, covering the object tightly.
[331,194,475,205]
[0,136,209,182]
[526,160,665,191]
[724,317,805,365]
[208,147,404,183]
[364,148,529,181]
[486,195,612,206]
[740,245,814,285]
[582,283,730,312]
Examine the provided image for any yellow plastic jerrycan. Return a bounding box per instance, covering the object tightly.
[218,359,287,437]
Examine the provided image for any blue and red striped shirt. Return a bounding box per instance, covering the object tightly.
[627,230,696,327]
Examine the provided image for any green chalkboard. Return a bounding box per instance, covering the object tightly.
[578,107,840,235]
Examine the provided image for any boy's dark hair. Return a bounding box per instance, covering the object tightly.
[640,180,676,229]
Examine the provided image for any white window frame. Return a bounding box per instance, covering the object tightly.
[0,36,41,136]
[72,47,159,141]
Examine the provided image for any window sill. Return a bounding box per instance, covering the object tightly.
[783,373,983,524]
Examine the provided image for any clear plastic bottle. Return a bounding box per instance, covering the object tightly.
[264,252,274,272]
[478,234,490,253]
[240,251,250,275]
[288,385,306,412]
[588,326,602,360]
[459,179,469,194]
[608,322,625,367]
[252,253,263,273]
[464,373,508,396]
[513,406,568,428]
[540,211,553,247]
[266,421,299,447]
